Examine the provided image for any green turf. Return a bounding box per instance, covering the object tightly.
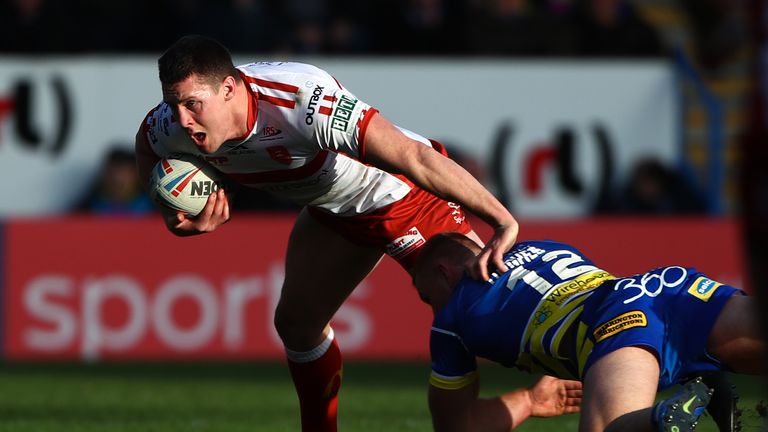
[0,361,763,431]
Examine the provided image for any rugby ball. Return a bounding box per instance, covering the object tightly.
[149,154,223,216]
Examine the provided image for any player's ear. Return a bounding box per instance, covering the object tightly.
[222,76,237,100]
[438,261,462,285]
[437,262,456,288]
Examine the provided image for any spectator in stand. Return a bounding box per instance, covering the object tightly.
[0,0,676,57]
[467,0,556,56]
[276,0,329,55]
[596,157,707,215]
[269,0,372,56]
[370,0,468,55]
[75,146,154,216]
[196,0,282,55]
[0,0,78,52]
[571,0,667,58]
[326,13,373,54]
[679,0,748,70]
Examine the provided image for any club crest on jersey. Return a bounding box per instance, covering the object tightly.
[386,227,425,259]
[267,146,292,165]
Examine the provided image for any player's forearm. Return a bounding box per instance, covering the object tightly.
[470,391,533,431]
[407,145,517,230]
[363,114,516,230]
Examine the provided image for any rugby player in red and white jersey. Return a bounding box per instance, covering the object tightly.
[135,35,540,431]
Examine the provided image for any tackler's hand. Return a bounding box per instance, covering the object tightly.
[468,222,518,282]
[528,375,582,417]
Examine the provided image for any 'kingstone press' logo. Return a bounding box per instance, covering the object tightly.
[0,77,73,158]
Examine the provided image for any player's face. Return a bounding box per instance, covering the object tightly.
[162,75,231,154]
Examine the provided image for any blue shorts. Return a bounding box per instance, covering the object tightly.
[580,266,743,390]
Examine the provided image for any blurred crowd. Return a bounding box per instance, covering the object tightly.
[74,145,299,216]
[1,0,669,58]
[74,145,706,218]
[7,0,745,217]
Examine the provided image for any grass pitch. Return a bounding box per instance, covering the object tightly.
[0,362,763,431]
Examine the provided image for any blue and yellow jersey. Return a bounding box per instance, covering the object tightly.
[429,240,615,389]
[429,240,743,391]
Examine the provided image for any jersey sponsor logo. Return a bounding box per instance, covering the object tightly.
[545,271,614,307]
[330,94,358,132]
[593,310,647,343]
[446,202,465,224]
[259,126,283,141]
[614,266,687,305]
[227,149,258,155]
[529,270,613,329]
[532,309,553,325]
[204,156,230,166]
[385,227,425,259]
[305,85,325,125]
[687,276,722,302]
[146,105,175,149]
[266,146,292,165]
[504,246,547,269]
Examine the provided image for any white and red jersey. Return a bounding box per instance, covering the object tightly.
[141,61,436,216]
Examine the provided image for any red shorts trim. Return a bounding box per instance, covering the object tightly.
[308,184,473,270]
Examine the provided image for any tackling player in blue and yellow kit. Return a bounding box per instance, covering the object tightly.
[412,232,765,432]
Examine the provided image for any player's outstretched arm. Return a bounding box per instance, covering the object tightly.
[363,114,518,281]
[428,376,581,432]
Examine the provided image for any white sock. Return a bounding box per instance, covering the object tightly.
[285,328,335,363]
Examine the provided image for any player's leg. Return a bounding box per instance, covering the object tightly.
[651,376,713,432]
[699,371,741,432]
[579,346,660,432]
[274,208,384,432]
[707,294,767,374]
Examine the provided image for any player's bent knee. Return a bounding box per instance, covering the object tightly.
[273,302,329,349]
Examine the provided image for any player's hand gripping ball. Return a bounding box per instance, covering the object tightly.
[149,154,223,216]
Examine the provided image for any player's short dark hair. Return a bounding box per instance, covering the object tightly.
[158,35,241,89]
[411,232,479,285]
